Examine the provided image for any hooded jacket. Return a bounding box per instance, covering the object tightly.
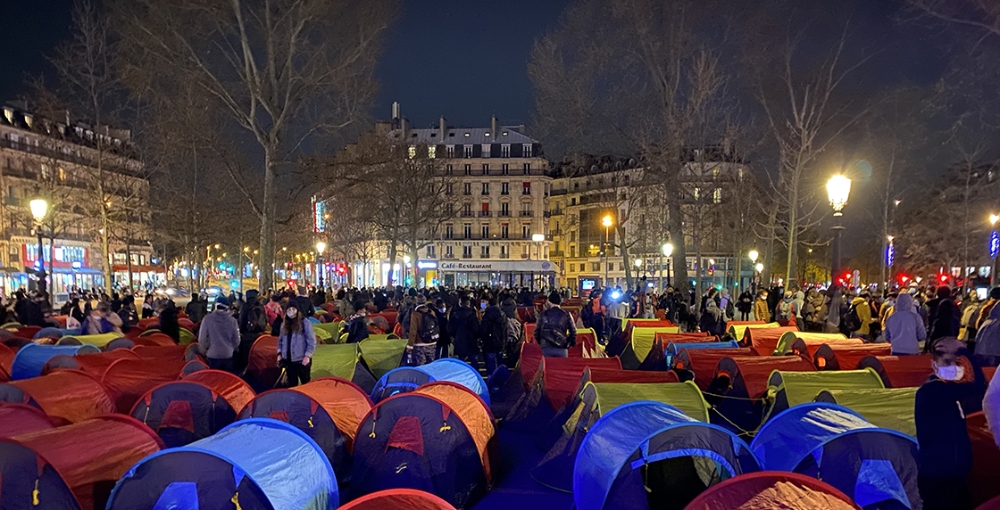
[884,293,926,355]
[974,303,1000,357]
[851,296,872,336]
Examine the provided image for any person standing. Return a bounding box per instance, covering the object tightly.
[753,290,771,323]
[974,303,1000,366]
[237,290,268,371]
[277,304,316,387]
[850,294,873,340]
[434,298,452,360]
[407,295,440,366]
[736,290,753,321]
[197,296,240,372]
[478,297,506,376]
[927,286,961,348]
[448,295,480,366]
[535,292,577,357]
[158,305,181,343]
[699,298,725,337]
[883,293,926,355]
[185,294,208,323]
[976,287,1000,332]
[345,301,370,344]
[86,301,123,335]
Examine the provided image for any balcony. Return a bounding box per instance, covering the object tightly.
[549,209,563,216]
[520,211,533,217]
[498,211,510,217]
[543,211,551,218]
[480,254,491,259]
[478,211,491,217]
[443,253,456,259]
[499,253,510,259]
[550,251,565,258]
[462,253,472,259]
[551,188,568,196]
[460,211,474,217]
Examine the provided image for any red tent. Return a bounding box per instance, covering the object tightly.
[0,342,13,380]
[967,411,1000,507]
[812,343,892,371]
[519,341,620,390]
[714,355,814,401]
[654,332,712,343]
[743,326,798,356]
[856,355,934,388]
[786,337,864,361]
[15,325,42,339]
[672,348,757,390]
[0,403,57,437]
[683,471,859,510]
[1,415,163,510]
[339,488,457,510]
[0,370,114,424]
[101,358,186,413]
[182,369,256,414]
[132,344,189,361]
[589,367,679,384]
[42,348,141,377]
[132,333,177,347]
[247,335,281,388]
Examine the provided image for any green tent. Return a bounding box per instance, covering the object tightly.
[358,337,407,378]
[727,322,781,342]
[310,343,377,393]
[763,368,884,424]
[629,326,680,365]
[773,332,849,355]
[313,322,343,344]
[592,381,710,422]
[178,328,196,345]
[60,333,121,348]
[815,387,917,437]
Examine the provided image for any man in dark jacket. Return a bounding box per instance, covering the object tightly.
[535,292,577,357]
[236,290,267,372]
[433,298,451,360]
[915,338,983,509]
[407,295,439,366]
[479,297,505,376]
[345,301,370,344]
[448,295,480,366]
[927,285,961,348]
[185,294,208,323]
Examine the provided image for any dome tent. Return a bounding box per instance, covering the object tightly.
[339,488,456,510]
[856,355,934,388]
[812,343,891,370]
[0,402,57,437]
[130,380,240,447]
[0,369,114,424]
[107,418,338,510]
[573,401,759,510]
[371,357,490,405]
[41,348,140,377]
[182,368,256,414]
[750,403,919,509]
[708,356,814,436]
[683,471,860,510]
[10,343,100,380]
[815,387,918,437]
[670,347,755,390]
[100,357,188,413]
[772,332,856,357]
[762,368,883,424]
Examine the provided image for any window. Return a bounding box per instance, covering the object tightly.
[464,164,472,176]
[500,245,509,258]
[481,182,490,195]
[446,145,455,158]
[523,144,533,157]
[501,223,509,239]
[481,202,490,216]
[521,204,532,217]
[463,245,472,258]
[522,224,531,239]
[502,163,509,175]
[445,224,454,239]
[693,188,700,200]
[428,145,436,159]
[609,263,615,272]
[445,203,453,215]
[463,183,471,195]
[501,182,509,195]
[426,245,436,257]
[482,164,489,174]
[446,245,454,258]
[570,197,576,206]
[713,188,722,204]
[462,203,472,216]
[481,245,490,257]
[446,183,453,195]
[58,167,66,181]
[569,264,574,272]
[464,224,472,239]
[592,263,600,272]
[41,164,51,180]
[522,182,531,195]
[523,163,531,175]
[482,144,491,158]
[500,202,510,217]
[463,145,473,158]
[408,145,416,159]
[482,224,490,238]
[501,144,511,157]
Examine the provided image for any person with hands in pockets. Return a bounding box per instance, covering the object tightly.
[277,303,316,387]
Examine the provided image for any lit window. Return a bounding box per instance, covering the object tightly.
[446,245,454,257]
[501,144,511,157]
[428,145,436,159]
[482,144,491,158]
[713,188,722,204]
[523,144,533,157]
[693,188,701,200]
[408,146,416,159]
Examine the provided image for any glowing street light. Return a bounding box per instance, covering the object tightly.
[748,249,759,263]
[660,243,674,288]
[29,195,49,297]
[827,175,852,287]
[602,215,614,285]
[315,241,326,253]
[755,262,764,273]
[662,243,673,257]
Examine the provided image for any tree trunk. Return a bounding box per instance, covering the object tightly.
[667,188,688,296]
[387,242,398,287]
[695,232,703,313]
[785,173,800,287]
[764,199,779,286]
[126,242,134,292]
[258,152,276,291]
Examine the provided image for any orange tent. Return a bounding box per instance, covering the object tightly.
[339,489,456,510]
[0,370,114,424]
[182,369,256,414]
[0,403,57,437]
[42,349,141,377]
[857,355,934,388]
[101,358,186,413]
[743,326,798,356]
[672,347,757,390]
[812,343,892,371]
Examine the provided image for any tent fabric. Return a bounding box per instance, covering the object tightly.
[352,393,489,508]
[520,341,621,388]
[41,348,140,377]
[812,344,892,371]
[665,340,739,369]
[630,326,681,363]
[290,377,374,444]
[10,343,101,380]
[531,381,601,492]
[672,348,756,390]
[104,337,136,351]
[741,326,799,356]
[519,350,622,411]
[132,344,189,361]
[750,403,920,509]
[574,401,759,510]
[967,411,1000,507]
[131,380,238,447]
[764,368,884,423]
[3,415,164,510]
[108,418,338,510]
[0,402,57,437]
[0,342,14,372]
[247,334,282,389]
[589,368,678,384]
[310,343,377,393]
[683,471,860,510]
[101,358,187,413]
[132,333,178,347]
[592,381,710,422]
[411,382,495,481]
[773,332,855,357]
[339,488,457,510]
[182,369,256,414]
[856,355,934,388]
[372,358,490,405]
[59,332,122,348]
[709,356,815,436]
[730,321,781,341]
[358,337,408,378]
[314,322,344,344]
[0,369,114,423]
[815,388,918,437]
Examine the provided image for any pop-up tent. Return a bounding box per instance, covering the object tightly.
[726,321,771,341]
[358,337,408,378]
[573,401,759,510]
[57,332,121,348]
[762,368,884,423]
[310,343,378,393]
[240,377,373,486]
[750,403,919,509]
[0,342,13,376]
[773,332,856,357]
[246,334,282,390]
[592,381,710,422]
[42,348,140,377]
[740,326,798,356]
[683,471,860,510]
[371,358,490,405]
[101,357,187,413]
[671,347,756,390]
[0,369,114,424]
[531,380,601,492]
[664,340,739,369]
[815,388,917,437]
[0,415,164,510]
[182,369,255,414]
[612,323,681,369]
[10,343,101,380]
[351,389,494,509]
[503,354,621,431]
[708,356,814,436]
[131,380,240,447]
[340,489,456,509]
[0,402,57,437]
[107,418,338,510]
[856,355,934,388]
[812,343,892,371]
[132,344,190,361]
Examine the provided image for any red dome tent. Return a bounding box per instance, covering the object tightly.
[340,488,457,510]
[0,415,163,510]
[101,357,187,413]
[183,369,255,414]
[0,403,57,437]
[42,348,141,377]
[709,355,814,435]
[0,370,114,424]
[132,332,177,347]
[967,411,1000,506]
[683,471,860,510]
[671,347,757,390]
[131,379,241,447]
[857,355,934,388]
[742,326,798,356]
[812,343,892,371]
[247,334,282,389]
[0,342,14,376]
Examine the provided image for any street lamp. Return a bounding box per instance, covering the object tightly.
[602,215,613,286]
[886,235,895,290]
[827,175,852,288]
[661,242,674,289]
[316,241,327,288]
[990,214,1000,286]
[29,196,48,297]
[748,249,758,263]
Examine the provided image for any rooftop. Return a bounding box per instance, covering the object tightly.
[388,126,537,146]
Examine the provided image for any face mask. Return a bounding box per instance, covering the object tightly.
[286,308,298,319]
[936,365,964,381]
[439,308,446,313]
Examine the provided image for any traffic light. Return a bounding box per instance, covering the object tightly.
[938,273,948,284]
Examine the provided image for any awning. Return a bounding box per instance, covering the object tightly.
[113,264,165,273]
[52,267,103,275]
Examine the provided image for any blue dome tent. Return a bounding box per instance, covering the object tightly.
[131,380,239,447]
[573,401,759,510]
[10,343,100,380]
[371,358,489,405]
[107,418,338,510]
[750,402,919,509]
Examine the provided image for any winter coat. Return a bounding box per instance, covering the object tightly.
[736,292,753,313]
[753,297,771,323]
[277,320,317,363]
[699,301,725,337]
[851,297,872,336]
[535,306,577,350]
[884,293,926,355]
[198,310,241,359]
[479,305,506,353]
[928,297,961,342]
[447,305,480,356]
[345,314,369,344]
[975,304,1000,358]
[915,374,978,478]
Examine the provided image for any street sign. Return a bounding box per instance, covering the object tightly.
[990,230,1000,259]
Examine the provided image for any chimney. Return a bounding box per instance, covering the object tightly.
[401,117,409,140]
[491,115,498,136]
[391,101,400,120]
[439,116,447,136]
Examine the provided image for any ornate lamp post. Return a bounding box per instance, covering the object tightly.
[602,215,613,286]
[661,242,673,289]
[826,175,852,288]
[316,241,327,288]
[29,195,49,297]
[989,214,999,286]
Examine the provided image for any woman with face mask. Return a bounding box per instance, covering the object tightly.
[276,304,317,388]
[914,338,985,509]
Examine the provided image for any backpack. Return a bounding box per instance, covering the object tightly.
[580,301,594,327]
[503,317,522,358]
[842,304,862,332]
[416,307,441,344]
[724,299,735,318]
[777,300,792,320]
[246,304,267,334]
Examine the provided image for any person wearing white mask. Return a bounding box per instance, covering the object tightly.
[276,304,316,387]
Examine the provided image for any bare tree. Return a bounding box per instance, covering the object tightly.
[905,0,1000,40]
[113,0,397,291]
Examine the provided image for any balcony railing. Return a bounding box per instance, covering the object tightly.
[520,211,533,217]
[478,211,491,217]
[460,211,474,217]
[498,211,510,217]
[499,253,510,259]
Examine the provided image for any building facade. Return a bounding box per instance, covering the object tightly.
[0,103,155,299]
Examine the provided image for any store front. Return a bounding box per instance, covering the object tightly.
[439,260,556,289]
[113,264,167,292]
[19,240,104,300]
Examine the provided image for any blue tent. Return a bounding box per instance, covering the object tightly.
[573,401,759,510]
[107,418,338,510]
[33,327,82,340]
[664,340,739,369]
[131,381,238,447]
[10,343,100,380]
[750,402,919,509]
[371,358,489,405]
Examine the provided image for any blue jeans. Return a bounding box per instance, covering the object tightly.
[208,357,234,373]
[541,347,568,358]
